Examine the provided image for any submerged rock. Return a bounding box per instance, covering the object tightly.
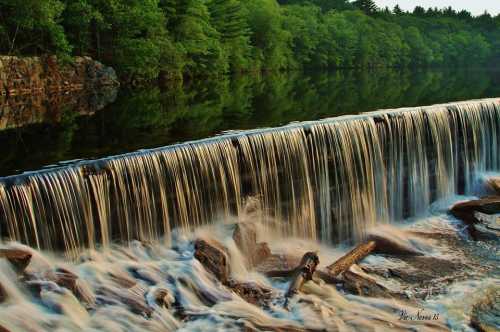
[54,268,96,307]
[470,287,500,332]
[194,238,230,284]
[227,280,273,306]
[342,264,405,300]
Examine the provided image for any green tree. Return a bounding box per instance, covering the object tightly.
[353,0,378,15]
[207,0,253,72]
[0,0,70,55]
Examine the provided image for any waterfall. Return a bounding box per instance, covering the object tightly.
[1,99,499,253]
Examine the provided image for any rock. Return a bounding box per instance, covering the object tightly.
[342,265,405,300]
[194,238,230,284]
[450,197,500,240]
[54,268,96,307]
[485,178,500,195]
[0,281,6,303]
[256,253,302,276]
[0,248,32,273]
[149,287,174,308]
[227,280,273,306]
[470,287,500,332]
[450,197,500,224]
[252,242,272,266]
[367,234,424,256]
[232,223,271,267]
[233,223,257,255]
[96,283,152,317]
[0,324,10,332]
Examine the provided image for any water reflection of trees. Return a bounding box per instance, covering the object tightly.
[0,68,498,176]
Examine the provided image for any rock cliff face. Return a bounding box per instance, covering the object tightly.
[0,56,119,130]
[0,56,118,96]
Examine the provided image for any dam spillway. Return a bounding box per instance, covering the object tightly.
[0,98,499,252]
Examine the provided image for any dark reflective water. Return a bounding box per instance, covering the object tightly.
[0,67,499,177]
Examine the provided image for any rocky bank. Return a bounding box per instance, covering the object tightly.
[0,56,119,130]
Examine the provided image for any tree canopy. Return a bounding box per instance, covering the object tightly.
[1,0,498,82]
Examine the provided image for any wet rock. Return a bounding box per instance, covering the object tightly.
[177,277,219,306]
[450,197,500,224]
[450,197,500,240]
[0,281,6,303]
[470,287,500,332]
[96,283,152,317]
[227,280,273,306]
[389,256,465,287]
[194,238,230,284]
[149,287,174,308]
[233,223,257,253]
[486,178,500,195]
[54,268,96,307]
[232,223,271,267]
[342,265,405,300]
[255,253,302,276]
[367,234,423,256]
[0,248,32,273]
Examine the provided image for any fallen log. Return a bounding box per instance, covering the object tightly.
[0,249,32,273]
[285,252,319,299]
[326,241,376,277]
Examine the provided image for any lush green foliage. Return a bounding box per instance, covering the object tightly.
[1,0,499,81]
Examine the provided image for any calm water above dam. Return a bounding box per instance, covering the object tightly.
[0,67,499,177]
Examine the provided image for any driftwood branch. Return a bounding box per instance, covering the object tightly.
[285,252,319,300]
[326,241,376,277]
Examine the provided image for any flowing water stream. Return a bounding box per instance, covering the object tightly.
[0,98,499,331]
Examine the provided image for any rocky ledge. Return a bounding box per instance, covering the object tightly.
[0,55,119,97]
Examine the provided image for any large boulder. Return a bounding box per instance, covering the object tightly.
[450,197,500,240]
[450,197,500,224]
[194,238,230,284]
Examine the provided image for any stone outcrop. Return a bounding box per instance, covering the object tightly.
[0,56,119,130]
[0,56,118,97]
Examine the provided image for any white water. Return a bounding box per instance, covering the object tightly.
[1,99,499,253]
[0,99,499,331]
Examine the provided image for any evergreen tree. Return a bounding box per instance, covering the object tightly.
[353,0,378,15]
[393,5,403,15]
[207,0,253,71]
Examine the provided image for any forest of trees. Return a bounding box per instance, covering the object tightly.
[0,0,499,82]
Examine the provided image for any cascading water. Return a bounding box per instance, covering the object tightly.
[0,99,499,253]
